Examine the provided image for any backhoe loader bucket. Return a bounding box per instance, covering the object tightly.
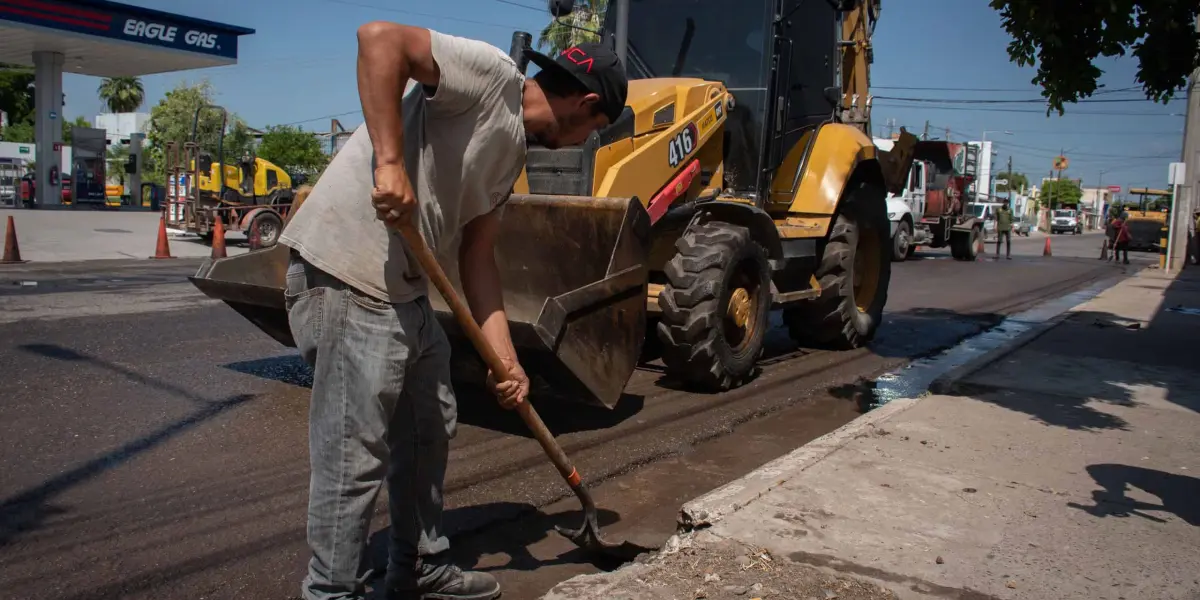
[189,193,651,409]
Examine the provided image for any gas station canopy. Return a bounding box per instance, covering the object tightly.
[0,0,255,207]
[0,0,255,76]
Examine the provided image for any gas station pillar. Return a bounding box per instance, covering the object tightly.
[33,50,64,207]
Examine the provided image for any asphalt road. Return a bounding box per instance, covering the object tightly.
[0,232,1152,600]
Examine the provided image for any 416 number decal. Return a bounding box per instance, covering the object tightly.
[667,123,699,168]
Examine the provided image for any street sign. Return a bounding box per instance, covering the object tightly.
[995,178,1008,186]
[18,146,29,154]
[1106,185,1121,193]
[1053,155,1069,170]
[1169,162,1186,186]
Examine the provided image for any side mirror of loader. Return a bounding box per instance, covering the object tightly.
[548,0,574,17]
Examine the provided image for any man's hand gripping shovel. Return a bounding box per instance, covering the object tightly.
[395,222,652,561]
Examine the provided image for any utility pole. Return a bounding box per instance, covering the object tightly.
[886,118,896,138]
[1170,15,1199,271]
[923,120,930,140]
[945,127,951,141]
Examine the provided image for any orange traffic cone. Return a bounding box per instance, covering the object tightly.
[150,216,174,259]
[2,215,28,264]
[210,215,227,259]
[1043,236,1052,257]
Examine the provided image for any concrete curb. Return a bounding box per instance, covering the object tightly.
[928,270,1143,396]
[678,394,922,531]
[925,315,1066,396]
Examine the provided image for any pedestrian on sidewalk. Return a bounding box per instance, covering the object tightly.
[1110,212,1131,265]
[995,200,1013,259]
[277,22,627,600]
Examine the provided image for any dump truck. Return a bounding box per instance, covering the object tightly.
[165,104,296,247]
[877,139,983,261]
[189,0,917,408]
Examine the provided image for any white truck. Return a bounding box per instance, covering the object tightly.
[877,138,926,261]
[1050,208,1082,234]
[876,137,985,262]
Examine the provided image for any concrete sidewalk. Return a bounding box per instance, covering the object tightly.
[1,208,249,262]
[543,268,1200,600]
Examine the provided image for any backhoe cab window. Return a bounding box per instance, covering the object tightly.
[613,0,771,87]
[608,0,774,193]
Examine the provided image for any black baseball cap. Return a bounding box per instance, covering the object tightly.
[523,42,628,124]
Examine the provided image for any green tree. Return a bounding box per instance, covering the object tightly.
[144,79,254,186]
[1,121,33,143]
[991,1,1200,114]
[255,124,330,179]
[97,76,145,113]
[62,115,91,144]
[538,0,606,55]
[106,144,130,185]
[1042,178,1083,209]
[994,171,1029,193]
[0,63,35,129]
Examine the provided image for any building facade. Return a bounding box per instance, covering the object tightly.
[92,112,150,146]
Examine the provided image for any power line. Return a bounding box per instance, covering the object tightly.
[877,95,1180,105]
[492,0,544,11]
[872,85,1143,94]
[276,110,364,127]
[875,102,1184,116]
[997,129,1184,136]
[321,0,530,30]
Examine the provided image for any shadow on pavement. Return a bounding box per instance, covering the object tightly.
[3,343,262,549]
[952,379,1133,432]
[1068,463,1200,526]
[0,392,256,549]
[937,267,1200,431]
[362,501,634,596]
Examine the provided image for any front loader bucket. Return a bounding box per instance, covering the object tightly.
[189,244,296,348]
[429,194,651,408]
[188,193,651,409]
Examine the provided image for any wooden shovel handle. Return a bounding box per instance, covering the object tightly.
[395,223,581,486]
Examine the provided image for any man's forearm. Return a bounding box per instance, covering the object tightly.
[459,246,518,361]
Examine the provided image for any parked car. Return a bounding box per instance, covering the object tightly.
[1014,218,1032,236]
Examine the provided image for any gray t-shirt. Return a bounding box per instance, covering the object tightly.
[280,30,526,303]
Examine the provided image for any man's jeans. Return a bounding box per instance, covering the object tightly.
[285,253,456,600]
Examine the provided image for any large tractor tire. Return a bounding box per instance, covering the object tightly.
[657,221,772,391]
[784,180,891,350]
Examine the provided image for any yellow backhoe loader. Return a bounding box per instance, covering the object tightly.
[189,0,916,409]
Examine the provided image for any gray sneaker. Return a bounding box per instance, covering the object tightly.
[387,560,501,600]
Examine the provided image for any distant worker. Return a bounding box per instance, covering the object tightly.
[1110,212,1131,265]
[995,200,1013,259]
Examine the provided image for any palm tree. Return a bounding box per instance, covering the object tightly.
[537,0,606,55]
[97,77,144,113]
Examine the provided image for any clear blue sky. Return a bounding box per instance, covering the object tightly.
[62,0,1188,194]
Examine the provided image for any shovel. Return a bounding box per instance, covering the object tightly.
[395,222,651,561]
